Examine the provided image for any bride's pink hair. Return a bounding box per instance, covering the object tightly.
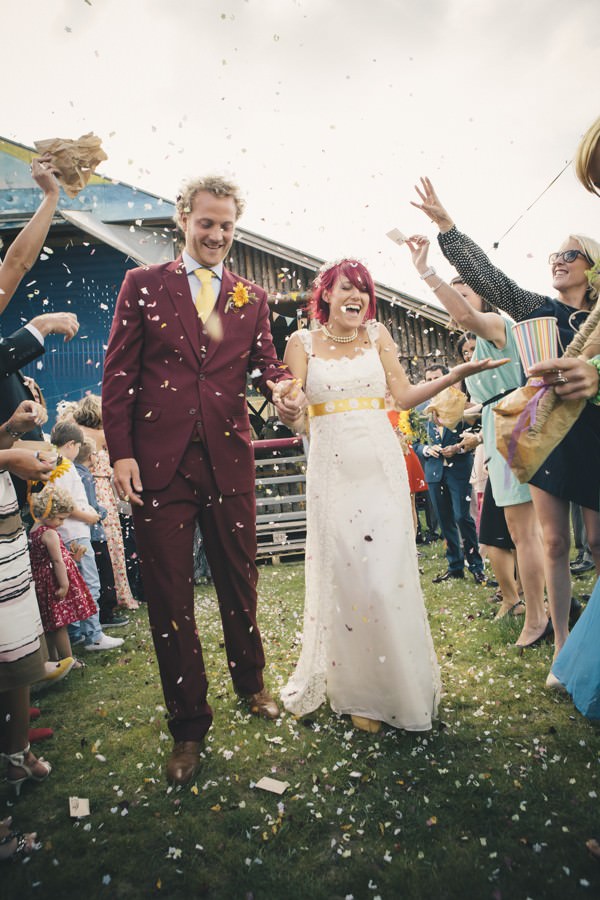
[310,259,377,324]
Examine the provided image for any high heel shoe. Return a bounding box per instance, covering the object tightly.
[569,596,583,627]
[2,744,52,796]
[516,618,553,650]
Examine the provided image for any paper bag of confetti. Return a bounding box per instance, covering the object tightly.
[34,132,107,198]
[424,386,467,430]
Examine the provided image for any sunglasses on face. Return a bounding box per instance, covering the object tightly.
[548,250,591,265]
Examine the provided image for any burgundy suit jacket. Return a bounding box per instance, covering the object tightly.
[102,257,290,495]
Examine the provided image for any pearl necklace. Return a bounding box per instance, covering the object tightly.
[322,324,358,344]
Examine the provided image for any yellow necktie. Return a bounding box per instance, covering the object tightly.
[194,268,217,322]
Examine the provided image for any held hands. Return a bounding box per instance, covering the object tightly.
[113,458,144,507]
[410,177,455,232]
[424,444,442,458]
[440,444,461,458]
[267,378,307,431]
[528,356,600,401]
[6,399,48,434]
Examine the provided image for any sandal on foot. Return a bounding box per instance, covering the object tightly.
[0,818,38,862]
[495,600,526,619]
[351,715,381,733]
[2,743,52,796]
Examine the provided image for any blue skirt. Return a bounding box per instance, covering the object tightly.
[552,576,600,719]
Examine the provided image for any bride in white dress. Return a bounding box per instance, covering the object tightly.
[280,259,507,732]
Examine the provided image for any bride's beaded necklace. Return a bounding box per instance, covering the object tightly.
[321,324,358,344]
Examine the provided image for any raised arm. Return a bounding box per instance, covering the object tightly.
[0,157,60,313]
[405,234,508,347]
[411,176,547,321]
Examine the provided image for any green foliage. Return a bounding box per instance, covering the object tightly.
[2,551,599,899]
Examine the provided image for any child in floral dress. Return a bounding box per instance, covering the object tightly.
[29,485,96,664]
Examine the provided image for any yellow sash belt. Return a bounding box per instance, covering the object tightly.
[308,397,385,417]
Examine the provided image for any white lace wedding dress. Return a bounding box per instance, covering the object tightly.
[281,324,441,730]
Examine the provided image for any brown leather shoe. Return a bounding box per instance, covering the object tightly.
[166,741,202,786]
[239,689,280,720]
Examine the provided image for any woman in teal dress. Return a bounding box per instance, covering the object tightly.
[405,235,549,648]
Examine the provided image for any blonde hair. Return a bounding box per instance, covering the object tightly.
[75,438,96,465]
[31,484,74,520]
[571,234,600,305]
[575,116,600,197]
[73,394,103,429]
[174,175,245,230]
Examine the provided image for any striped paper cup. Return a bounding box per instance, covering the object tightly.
[511,317,558,375]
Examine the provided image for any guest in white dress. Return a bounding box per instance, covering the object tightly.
[280,259,507,732]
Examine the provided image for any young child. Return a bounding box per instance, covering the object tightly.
[29,485,97,663]
[49,421,123,652]
[75,440,128,628]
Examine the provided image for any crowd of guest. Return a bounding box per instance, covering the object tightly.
[0,159,142,859]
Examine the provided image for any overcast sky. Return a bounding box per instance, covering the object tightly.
[3,0,598,306]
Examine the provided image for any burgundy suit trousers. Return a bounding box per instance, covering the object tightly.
[133,440,265,742]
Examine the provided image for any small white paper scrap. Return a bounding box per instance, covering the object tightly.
[386,228,408,246]
[69,796,90,817]
[255,776,289,795]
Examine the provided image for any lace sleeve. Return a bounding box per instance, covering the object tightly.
[366,320,382,344]
[296,328,313,353]
[438,226,548,322]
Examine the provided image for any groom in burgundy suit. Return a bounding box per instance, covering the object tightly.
[102,176,303,785]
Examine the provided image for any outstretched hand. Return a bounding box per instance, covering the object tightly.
[410,177,455,232]
[455,357,509,381]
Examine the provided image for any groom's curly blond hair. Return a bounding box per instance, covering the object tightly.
[174,175,246,229]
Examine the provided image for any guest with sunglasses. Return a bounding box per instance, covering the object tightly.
[534,116,600,709]
[411,177,600,679]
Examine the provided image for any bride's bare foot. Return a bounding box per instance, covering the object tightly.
[351,715,381,733]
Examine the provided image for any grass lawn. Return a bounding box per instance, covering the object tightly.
[2,541,599,900]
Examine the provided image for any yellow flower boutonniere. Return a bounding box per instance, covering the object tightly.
[225,282,258,314]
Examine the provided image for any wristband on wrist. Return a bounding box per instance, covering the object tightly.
[429,279,444,292]
[4,423,24,439]
[586,355,600,406]
[420,266,436,280]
